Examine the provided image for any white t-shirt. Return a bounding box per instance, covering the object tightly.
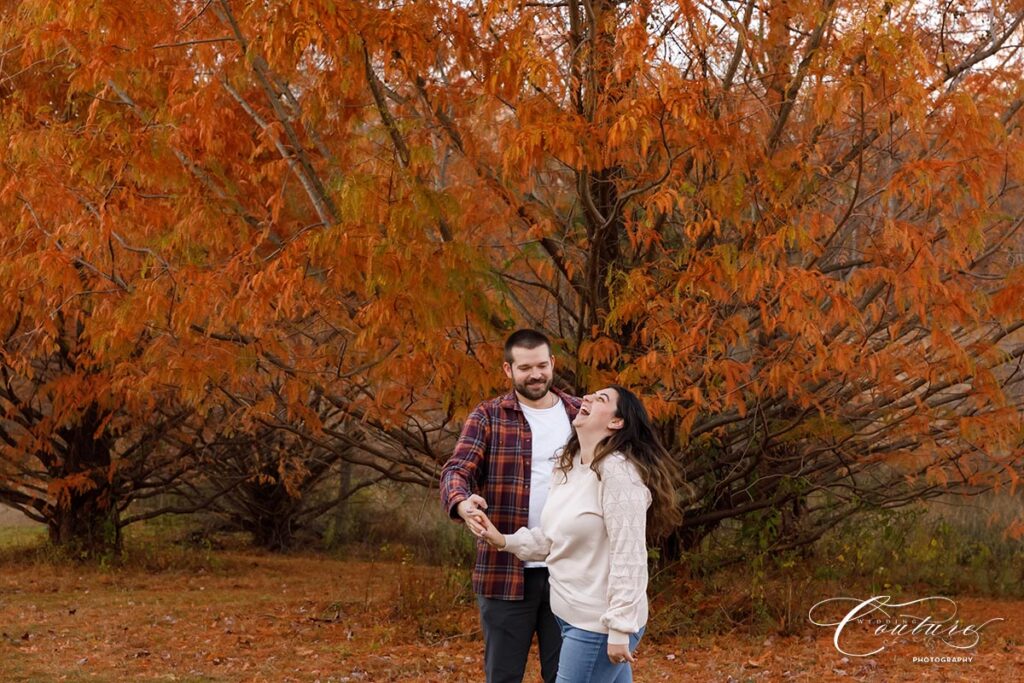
[519,399,573,568]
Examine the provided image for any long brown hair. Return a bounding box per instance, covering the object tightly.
[557,386,683,540]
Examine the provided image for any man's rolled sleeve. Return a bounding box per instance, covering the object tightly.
[440,408,490,519]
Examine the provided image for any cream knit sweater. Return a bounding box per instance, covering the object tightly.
[503,452,652,646]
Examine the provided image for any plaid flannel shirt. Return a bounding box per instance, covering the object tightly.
[440,387,581,600]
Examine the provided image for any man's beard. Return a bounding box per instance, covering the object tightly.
[514,377,552,401]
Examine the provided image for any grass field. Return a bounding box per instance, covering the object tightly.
[1,524,1022,682]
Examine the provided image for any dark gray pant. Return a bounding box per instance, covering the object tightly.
[477,567,561,683]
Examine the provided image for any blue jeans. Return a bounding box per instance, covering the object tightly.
[554,616,645,683]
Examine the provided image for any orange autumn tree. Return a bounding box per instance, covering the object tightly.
[0,0,502,554]
[351,0,1024,552]
[3,0,1024,559]
[0,0,220,554]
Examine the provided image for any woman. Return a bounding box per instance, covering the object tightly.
[472,385,681,683]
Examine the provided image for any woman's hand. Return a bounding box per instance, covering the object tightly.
[607,642,635,665]
[469,510,506,549]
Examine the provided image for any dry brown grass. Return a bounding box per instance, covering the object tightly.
[1,540,1022,682]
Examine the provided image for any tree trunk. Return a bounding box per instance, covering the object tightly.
[46,405,121,557]
[245,480,297,551]
[251,510,294,551]
[48,487,121,557]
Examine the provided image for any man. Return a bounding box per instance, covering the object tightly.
[440,329,581,683]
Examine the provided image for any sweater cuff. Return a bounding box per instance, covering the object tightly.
[500,534,516,553]
[608,629,630,646]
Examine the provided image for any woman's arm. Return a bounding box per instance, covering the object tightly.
[472,511,551,562]
[599,455,652,647]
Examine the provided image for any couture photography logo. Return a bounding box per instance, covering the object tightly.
[807,595,1005,660]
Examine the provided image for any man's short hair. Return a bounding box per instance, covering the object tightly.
[504,329,552,363]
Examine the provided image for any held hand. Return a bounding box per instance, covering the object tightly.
[456,494,489,535]
[469,510,506,549]
[607,642,635,665]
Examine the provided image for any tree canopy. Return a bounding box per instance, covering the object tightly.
[3,0,1024,554]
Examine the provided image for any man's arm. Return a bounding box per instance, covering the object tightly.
[439,406,490,525]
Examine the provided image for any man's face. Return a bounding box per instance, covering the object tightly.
[503,345,554,401]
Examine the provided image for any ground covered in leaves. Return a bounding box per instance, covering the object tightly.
[1,546,1022,682]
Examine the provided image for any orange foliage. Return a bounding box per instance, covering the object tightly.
[2,0,1024,551]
